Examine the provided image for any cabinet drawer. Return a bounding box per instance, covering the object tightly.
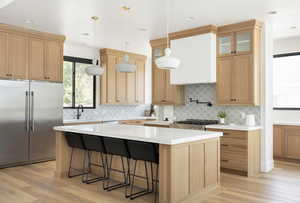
[221,158,247,171]
[221,141,247,154]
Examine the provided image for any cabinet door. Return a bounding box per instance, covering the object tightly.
[218,33,234,57]
[0,32,9,79]
[273,125,285,158]
[106,55,117,104]
[135,60,145,104]
[235,30,252,55]
[45,40,62,82]
[152,65,167,104]
[29,38,45,81]
[116,57,127,104]
[285,127,300,159]
[8,34,28,79]
[217,57,232,105]
[126,71,136,104]
[231,55,253,105]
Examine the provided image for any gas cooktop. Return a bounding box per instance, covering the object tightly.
[175,119,219,125]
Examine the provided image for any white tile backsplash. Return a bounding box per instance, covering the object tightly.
[64,105,150,120]
[174,84,261,125]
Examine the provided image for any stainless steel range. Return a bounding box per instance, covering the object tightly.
[171,119,219,130]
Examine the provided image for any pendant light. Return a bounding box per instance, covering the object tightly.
[155,0,180,70]
[0,0,14,8]
[85,16,105,76]
[116,4,137,73]
[116,42,137,73]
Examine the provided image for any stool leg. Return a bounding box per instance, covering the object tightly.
[125,158,131,198]
[67,148,74,178]
[130,160,153,200]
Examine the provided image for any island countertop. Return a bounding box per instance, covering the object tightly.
[54,124,222,145]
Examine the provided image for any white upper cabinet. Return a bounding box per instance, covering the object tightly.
[170,33,216,84]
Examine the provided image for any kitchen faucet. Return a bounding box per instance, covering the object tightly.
[76,104,84,120]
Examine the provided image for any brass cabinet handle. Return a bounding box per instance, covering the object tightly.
[6,74,12,77]
[221,144,229,147]
[161,100,167,102]
[44,76,50,80]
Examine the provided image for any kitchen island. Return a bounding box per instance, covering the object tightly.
[54,124,222,203]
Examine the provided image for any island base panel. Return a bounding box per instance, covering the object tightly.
[55,131,220,203]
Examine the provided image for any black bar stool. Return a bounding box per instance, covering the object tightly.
[82,135,107,184]
[64,132,88,181]
[102,137,131,197]
[126,140,159,202]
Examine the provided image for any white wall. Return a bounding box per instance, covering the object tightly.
[260,21,274,172]
[64,42,152,104]
[273,36,300,123]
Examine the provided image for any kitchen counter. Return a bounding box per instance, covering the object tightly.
[54,124,222,145]
[206,124,261,131]
[63,117,156,125]
[273,121,300,126]
[54,124,222,203]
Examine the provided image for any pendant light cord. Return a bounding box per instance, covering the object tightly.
[166,0,170,48]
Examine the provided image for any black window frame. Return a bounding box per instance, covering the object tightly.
[273,52,300,110]
[63,56,96,109]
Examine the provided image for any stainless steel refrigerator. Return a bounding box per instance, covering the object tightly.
[0,80,63,168]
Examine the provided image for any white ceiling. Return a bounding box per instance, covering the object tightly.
[0,0,300,49]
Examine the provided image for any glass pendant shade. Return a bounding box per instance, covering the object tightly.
[85,60,105,76]
[0,0,14,8]
[116,54,136,73]
[155,48,180,70]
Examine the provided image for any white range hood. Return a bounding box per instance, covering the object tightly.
[170,33,216,84]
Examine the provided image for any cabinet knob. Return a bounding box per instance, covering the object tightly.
[44,76,50,80]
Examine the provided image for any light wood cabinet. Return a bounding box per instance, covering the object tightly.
[8,34,29,80]
[208,128,261,177]
[216,20,262,106]
[274,125,300,160]
[150,40,185,105]
[0,32,8,79]
[29,38,45,80]
[0,24,65,82]
[45,40,63,82]
[100,48,146,105]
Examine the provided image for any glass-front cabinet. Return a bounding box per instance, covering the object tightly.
[217,30,252,57]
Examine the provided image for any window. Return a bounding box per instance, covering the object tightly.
[273,52,300,109]
[63,56,96,108]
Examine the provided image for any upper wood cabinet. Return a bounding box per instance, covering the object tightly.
[100,48,146,105]
[7,33,29,80]
[274,125,300,160]
[150,39,185,105]
[0,24,65,82]
[216,20,262,106]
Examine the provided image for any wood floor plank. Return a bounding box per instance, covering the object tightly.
[1,161,300,203]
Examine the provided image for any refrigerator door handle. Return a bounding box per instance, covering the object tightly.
[25,91,30,132]
[31,91,35,133]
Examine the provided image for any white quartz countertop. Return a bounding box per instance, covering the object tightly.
[206,124,261,131]
[54,124,222,145]
[273,121,300,126]
[63,117,157,124]
[143,121,173,126]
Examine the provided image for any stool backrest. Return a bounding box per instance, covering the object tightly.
[127,141,158,163]
[65,132,86,150]
[82,135,106,153]
[103,137,130,158]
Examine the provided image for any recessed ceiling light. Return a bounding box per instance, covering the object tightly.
[24,19,34,24]
[122,5,131,11]
[268,11,277,15]
[82,33,90,36]
[290,26,297,29]
[186,16,196,21]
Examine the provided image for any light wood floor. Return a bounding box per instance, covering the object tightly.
[1,161,300,203]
